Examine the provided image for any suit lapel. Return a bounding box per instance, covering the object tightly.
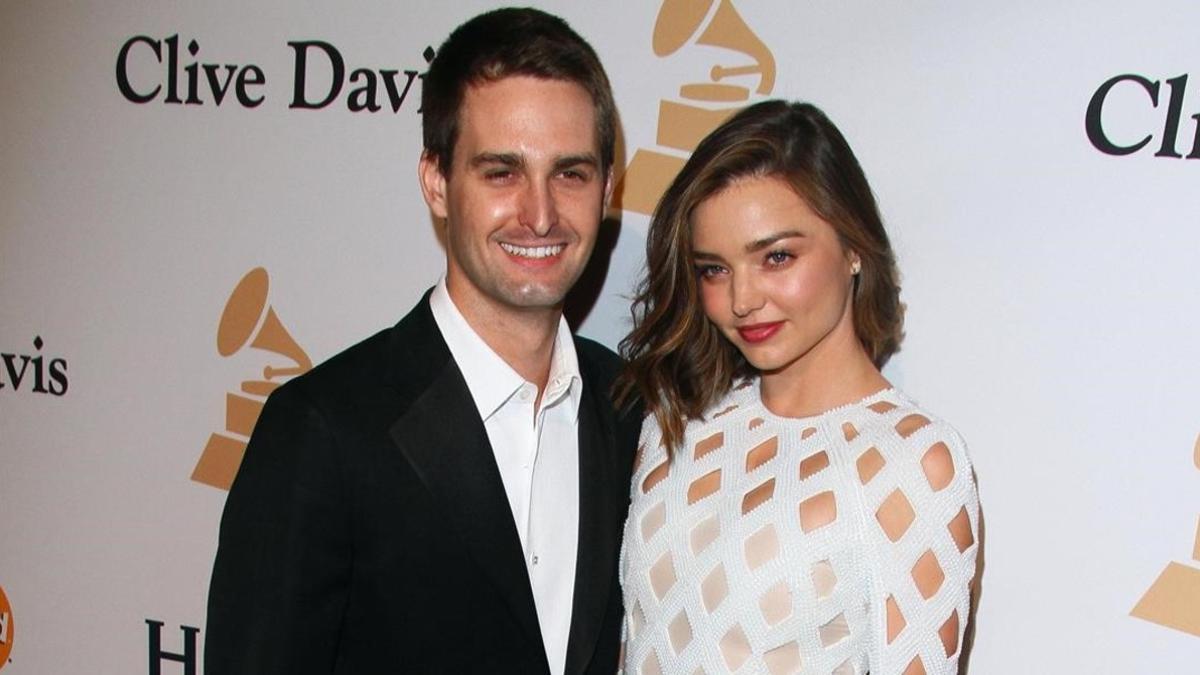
[386,295,546,655]
[563,365,622,675]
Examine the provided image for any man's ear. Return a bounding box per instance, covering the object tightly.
[418,151,449,219]
[602,167,615,208]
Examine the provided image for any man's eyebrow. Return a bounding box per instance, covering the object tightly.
[552,153,600,172]
[745,230,803,253]
[470,152,524,169]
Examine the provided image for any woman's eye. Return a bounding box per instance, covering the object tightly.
[696,265,725,279]
[765,250,794,266]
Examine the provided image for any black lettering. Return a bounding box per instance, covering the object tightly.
[1086,73,1158,156]
[146,619,199,675]
[289,40,344,109]
[30,336,46,393]
[347,68,380,112]
[235,65,266,107]
[164,34,182,104]
[115,36,162,103]
[416,46,435,113]
[1155,74,1187,158]
[2,353,31,391]
[202,64,237,106]
[184,39,202,105]
[30,354,46,393]
[1187,113,1200,159]
[380,69,419,113]
[48,358,68,396]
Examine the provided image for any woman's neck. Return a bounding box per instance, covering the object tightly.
[758,329,889,419]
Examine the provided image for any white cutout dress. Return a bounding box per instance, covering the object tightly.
[620,381,979,675]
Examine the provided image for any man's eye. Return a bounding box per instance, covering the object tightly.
[485,170,513,181]
[559,169,590,182]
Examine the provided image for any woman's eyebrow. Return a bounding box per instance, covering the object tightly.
[745,230,804,253]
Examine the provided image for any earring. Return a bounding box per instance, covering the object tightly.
[851,260,862,275]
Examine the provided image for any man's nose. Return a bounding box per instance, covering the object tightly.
[517,181,558,237]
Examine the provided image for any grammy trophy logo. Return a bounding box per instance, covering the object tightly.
[0,583,14,670]
[614,0,776,215]
[192,267,312,490]
[1131,431,1200,637]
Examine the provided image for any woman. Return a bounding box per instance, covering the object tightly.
[616,100,979,675]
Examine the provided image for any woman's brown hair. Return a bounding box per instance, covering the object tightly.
[616,100,904,453]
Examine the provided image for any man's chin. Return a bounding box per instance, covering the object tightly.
[491,282,572,312]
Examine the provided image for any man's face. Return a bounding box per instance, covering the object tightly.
[420,75,611,320]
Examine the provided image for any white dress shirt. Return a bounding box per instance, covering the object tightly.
[429,279,581,675]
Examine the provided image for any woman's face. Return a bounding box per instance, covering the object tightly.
[691,175,859,377]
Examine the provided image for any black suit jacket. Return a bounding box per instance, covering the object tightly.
[205,292,640,674]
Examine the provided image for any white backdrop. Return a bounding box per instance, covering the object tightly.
[2,1,1199,672]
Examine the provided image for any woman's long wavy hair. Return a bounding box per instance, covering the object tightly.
[615,100,904,453]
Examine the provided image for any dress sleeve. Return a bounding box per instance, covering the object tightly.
[864,413,980,674]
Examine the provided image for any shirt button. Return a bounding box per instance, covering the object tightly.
[532,554,540,566]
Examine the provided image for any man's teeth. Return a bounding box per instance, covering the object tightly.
[499,243,565,259]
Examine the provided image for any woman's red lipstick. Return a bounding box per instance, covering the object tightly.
[737,321,784,344]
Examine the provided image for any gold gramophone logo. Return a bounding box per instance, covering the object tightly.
[191,267,312,490]
[0,583,13,670]
[1130,431,1200,637]
[615,0,777,215]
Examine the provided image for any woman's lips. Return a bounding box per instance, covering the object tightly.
[737,321,784,344]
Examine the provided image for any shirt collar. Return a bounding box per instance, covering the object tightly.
[429,278,582,421]
[544,314,583,419]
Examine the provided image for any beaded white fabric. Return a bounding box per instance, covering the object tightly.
[620,380,979,675]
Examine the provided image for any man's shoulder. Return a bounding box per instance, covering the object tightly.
[276,325,396,410]
[281,292,444,403]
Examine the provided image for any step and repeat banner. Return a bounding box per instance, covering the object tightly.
[2,1,1198,672]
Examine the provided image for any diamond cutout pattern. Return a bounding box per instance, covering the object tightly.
[856,446,885,484]
[668,611,692,654]
[921,441,954,491]
[650,552,676,600]
[799,450,830,480]
[764,641,801,675]
[742,477,775,515]
[641,502,665,542]
[719,625,751,670]
[902,656,926,675]
[694,431,724,460]
[876,489,915,542]
[811,559,837,599]
[799,491,837,533]
[939,609,960,657]
[690,514,720,554]
[621,388,978,675]
[701,564,728,613]
[758,580,791,626]
[885,595,905,644]
[911,550,945,599]
[746,436,778,472]
[744,524,780,570]
[687,469,721,505]
[819,611,851,647]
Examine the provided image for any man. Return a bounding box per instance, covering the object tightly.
[204,9,639,674]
